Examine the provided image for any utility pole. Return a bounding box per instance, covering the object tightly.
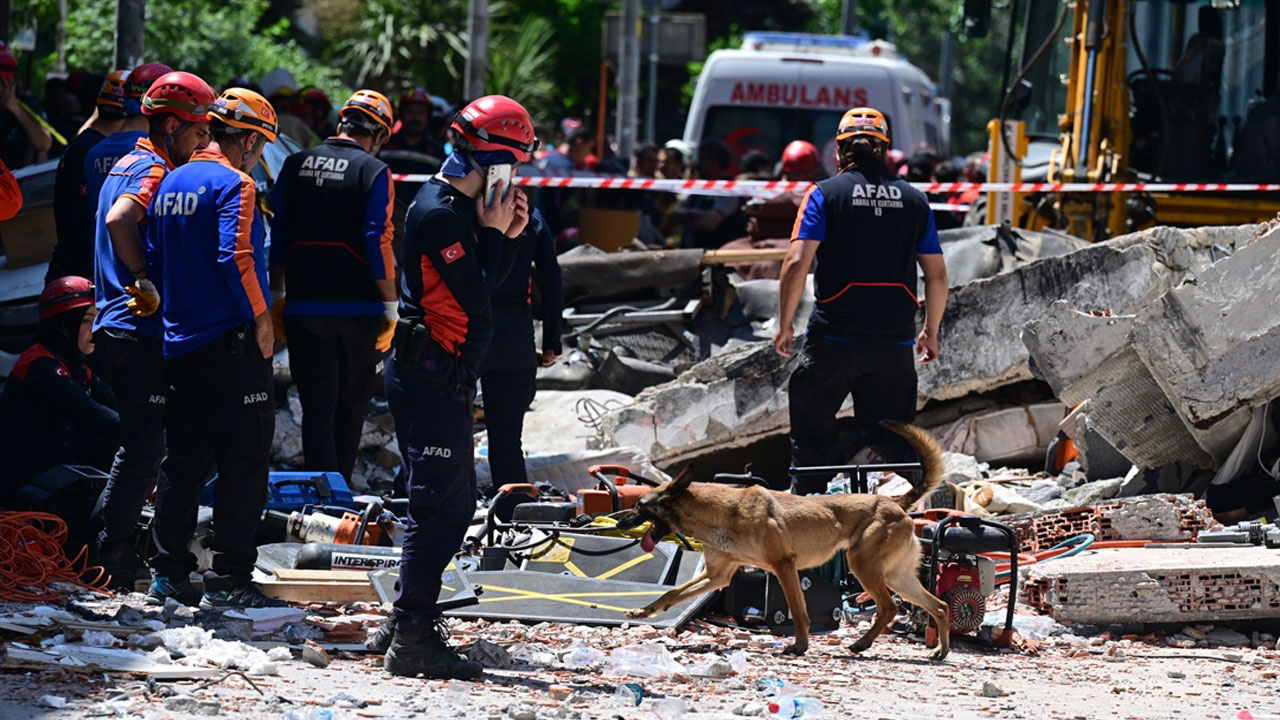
[464,0,489,101]
[644,9,659,144]
[938,32,955,100]
[114,0,145,70]
[616,0,640,160]
[840,0,858,35]
[55,0,67,73]
[0,0,10,45]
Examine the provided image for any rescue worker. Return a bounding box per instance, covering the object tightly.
[0,42,53,169]
[0,277,119,486]
[83,63,172,218]
[381,95,534,678]
[297,88,335,139]
[773,107,948,495]
[90,71,217,590]
[269,90,397,482]
[780,140,821,182]
[47,70,127,283]
[147,88,284,609]
[385,87,444,159]
[479,207,562,488]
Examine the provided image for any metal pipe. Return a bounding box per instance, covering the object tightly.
[645,10,659,144]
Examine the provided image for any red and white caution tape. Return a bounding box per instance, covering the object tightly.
[389,173,1280,197]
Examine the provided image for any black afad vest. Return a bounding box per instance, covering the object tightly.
[277,138,388,306]
[807,166,930,342]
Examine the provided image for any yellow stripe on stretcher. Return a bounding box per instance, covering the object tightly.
[475,584,664,613]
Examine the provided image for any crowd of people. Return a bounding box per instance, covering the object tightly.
[0,49,954,682]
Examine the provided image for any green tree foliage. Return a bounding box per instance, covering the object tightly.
[328,0,469,98]
[487,16,559,120]
[16,0,347,99]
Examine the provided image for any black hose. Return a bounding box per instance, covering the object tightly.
[997,0,1071,169]
[1128,0,1171,179]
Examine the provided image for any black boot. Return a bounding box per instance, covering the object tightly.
[366,617,393,654]
[384,617,482,679]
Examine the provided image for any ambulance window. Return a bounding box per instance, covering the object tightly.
[924,123,939,152]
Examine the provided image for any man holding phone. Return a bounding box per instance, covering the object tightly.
[381,96,535,679]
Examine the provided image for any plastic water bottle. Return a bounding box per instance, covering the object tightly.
[755,678,804,697]
[768,697,824,718]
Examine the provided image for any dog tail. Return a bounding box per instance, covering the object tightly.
[880,420,944,510]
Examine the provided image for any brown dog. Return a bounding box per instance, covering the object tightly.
[618,421,951,660]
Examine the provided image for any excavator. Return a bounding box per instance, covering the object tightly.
[967,0,1279,241]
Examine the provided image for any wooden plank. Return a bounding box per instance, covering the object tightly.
[273,569,370,583]
[701,248,789,265]
[257,579,378,605]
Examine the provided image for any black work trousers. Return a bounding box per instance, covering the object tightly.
[284,315,382,481]
[384,346,477,631]
[479,308,537,487]
[151,327,274,591]
[788,334,917,495]
[91,329,166,568]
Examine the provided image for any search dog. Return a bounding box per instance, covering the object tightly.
[617,420,951,660]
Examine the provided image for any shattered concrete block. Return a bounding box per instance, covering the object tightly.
[919,242,1172,404]
[1022,547,1280,625]
[599,341,799,465]
[271,408,304,466]
[1026,225,1280,468]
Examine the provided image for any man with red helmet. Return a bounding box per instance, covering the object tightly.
[0,41,52,169]
[385,87,444,160]
[83,63,173,214]
[775,107,948,495]
[0,277,119,487]
[268,89,397,483]
[88,68,215,591]
[48,71,128,283]
[780,140,822,182]
[379,95,533,679]
[147,88,284,610]
[296,87,335,139]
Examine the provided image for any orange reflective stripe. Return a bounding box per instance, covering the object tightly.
[380,172,396,278]
[233,173,268,316]
[790,184,817,242]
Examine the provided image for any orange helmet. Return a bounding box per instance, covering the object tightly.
[97,70,129,111]
[836,107,890,144]
[208,88,278,143]
[341,89,394,135]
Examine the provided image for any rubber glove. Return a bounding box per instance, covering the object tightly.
[124,278,160,316]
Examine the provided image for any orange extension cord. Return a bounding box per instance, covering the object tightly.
[0,511,111,602]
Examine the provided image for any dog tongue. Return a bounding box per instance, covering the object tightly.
[640,528,656,553]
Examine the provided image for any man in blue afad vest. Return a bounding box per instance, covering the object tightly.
[774,106,949,495]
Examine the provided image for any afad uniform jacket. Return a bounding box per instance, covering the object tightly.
[148,149,269,359]
[398,177,518,373]
[91,136,172,339]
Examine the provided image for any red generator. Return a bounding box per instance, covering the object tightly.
[915,512,1019,648]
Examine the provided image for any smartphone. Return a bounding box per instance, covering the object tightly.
[485,163,513,205]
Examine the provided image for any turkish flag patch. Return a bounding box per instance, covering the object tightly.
[140,175,161,197]
[441,241,466,264]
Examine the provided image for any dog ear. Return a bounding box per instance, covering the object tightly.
[668,466,694,492]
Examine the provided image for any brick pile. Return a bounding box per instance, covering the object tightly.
[1002,493,1219,553]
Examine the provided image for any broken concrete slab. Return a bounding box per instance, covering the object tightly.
[935,225,1088,288]
[559,247,704,302]
[598,340,799,466]
[1025,225,1280,469]
[1022,546,1280,625]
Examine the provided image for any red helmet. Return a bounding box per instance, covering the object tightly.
[399,87,433,112]
[39,276,94,321]
[142,71,216,123]
[300,88,331,114]
[0,42,17,77]
[451,95,539,163]
[123,62,173,116]
[781,140,819,176]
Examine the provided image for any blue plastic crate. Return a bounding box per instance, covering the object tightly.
[199,471,356,512]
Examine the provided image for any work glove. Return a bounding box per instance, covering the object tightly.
[271,291,287,344]
[124,278,160,317]
[376,301,398,354]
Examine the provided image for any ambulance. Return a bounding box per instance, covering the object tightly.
[682,32,950,177]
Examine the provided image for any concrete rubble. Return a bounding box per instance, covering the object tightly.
[1025,224,1280,469]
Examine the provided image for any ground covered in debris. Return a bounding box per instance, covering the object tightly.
[2,592,1278,720]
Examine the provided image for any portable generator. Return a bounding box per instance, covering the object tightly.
[914,512,1018,648]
